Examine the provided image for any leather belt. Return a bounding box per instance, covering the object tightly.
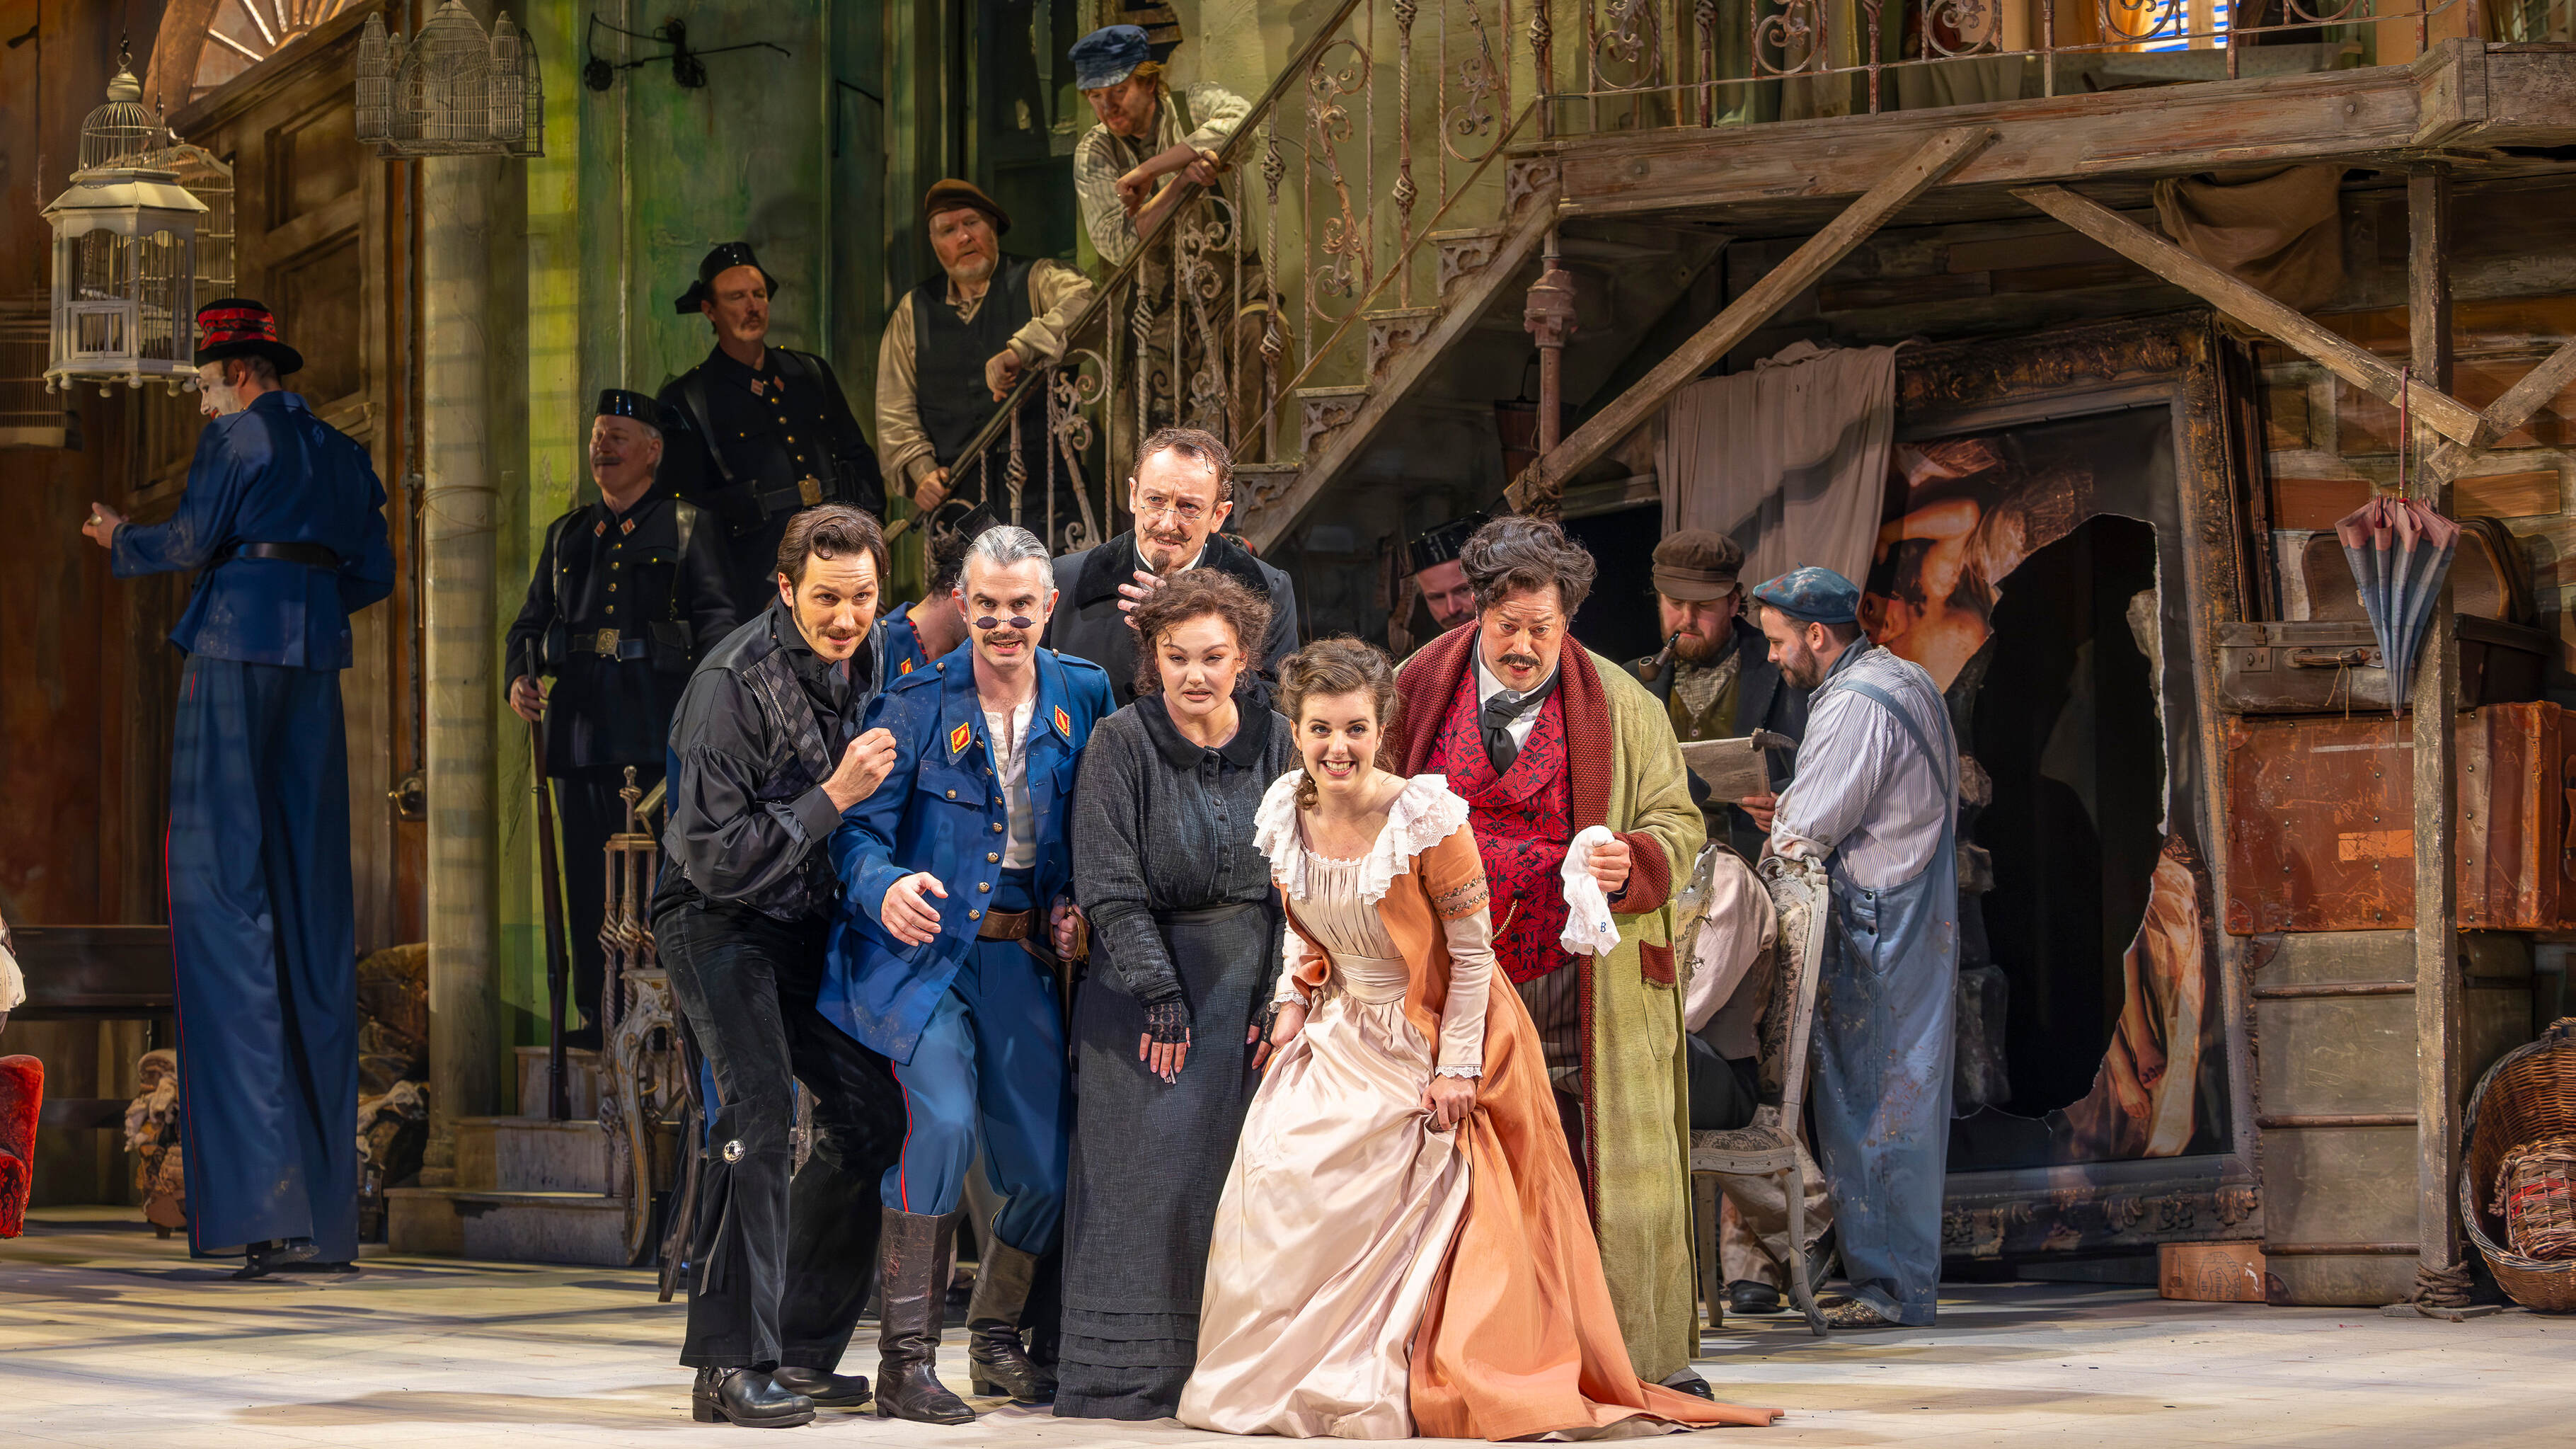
[227,541,340,569]
[568,628,650,661]
[751,476,827,517]
[978,907,1037,941]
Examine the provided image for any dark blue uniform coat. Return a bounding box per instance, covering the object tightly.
[111,390,393,1264]
[822,643,1113,1065]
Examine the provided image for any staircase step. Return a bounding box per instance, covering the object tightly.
[386,1186,633,1266]
[1431,226,1510,303]
[456,1114,613,1193]
[1233,460,1303,515]
[1364,307,1442,382]
[514,1045,601,1121]
[1296,386,1369,460]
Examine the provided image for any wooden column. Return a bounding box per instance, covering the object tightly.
[2408,161,2464,1278]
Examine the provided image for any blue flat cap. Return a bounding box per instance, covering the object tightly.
[1071,25,1150,91]
[1751,566,1861,625]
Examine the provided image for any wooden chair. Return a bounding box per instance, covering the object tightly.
[1688,853,1832,1338]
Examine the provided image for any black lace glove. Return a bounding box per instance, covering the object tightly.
[1143,996,1192,1047]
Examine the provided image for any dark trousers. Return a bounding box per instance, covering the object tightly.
[168,655,359,1263]
[1687,1034,1761,1132]
[658,900,907,1370]
[552,764,664,1032]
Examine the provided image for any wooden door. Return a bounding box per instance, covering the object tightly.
[146,11,422,951]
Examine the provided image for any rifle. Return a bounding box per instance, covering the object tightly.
[531,715,573,1121]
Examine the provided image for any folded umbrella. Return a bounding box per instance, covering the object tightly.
[2334,492,2459,711]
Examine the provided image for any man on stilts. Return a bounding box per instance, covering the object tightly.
[81,299,394,1278]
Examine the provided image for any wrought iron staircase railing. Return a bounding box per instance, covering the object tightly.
[927,0,2488,554]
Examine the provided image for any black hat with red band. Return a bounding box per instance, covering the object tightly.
[193,298,304,376]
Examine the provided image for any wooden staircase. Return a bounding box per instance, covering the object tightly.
[386,1046,665,1266]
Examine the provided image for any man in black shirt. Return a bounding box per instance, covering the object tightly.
[652,505,907,1428]
[507,389,735,1047]
[659,242,887,607]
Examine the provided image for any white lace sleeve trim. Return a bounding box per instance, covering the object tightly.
[1254,773,1470,907]
[1433,1065,1483,1079]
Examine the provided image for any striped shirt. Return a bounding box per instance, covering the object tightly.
[1073,81,1253,268]
[1769,643,1955,891]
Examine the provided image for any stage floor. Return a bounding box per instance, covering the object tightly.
[2,1206,2565,1446]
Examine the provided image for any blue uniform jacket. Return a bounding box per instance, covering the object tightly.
[880,600,936,681]
[822,642,1115,1063]
[111,391,396,669]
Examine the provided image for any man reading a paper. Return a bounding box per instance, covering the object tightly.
[1629,530,1805,859]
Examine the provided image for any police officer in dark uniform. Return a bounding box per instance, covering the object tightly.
[659,241,886,607]
[508,389,737,1046]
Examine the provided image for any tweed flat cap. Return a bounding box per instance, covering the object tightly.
[1751,566,1861,625]
[1651,529,1744,602]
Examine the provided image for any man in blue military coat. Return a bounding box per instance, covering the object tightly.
[827,525,1112,1423]
[81,299,394,1278]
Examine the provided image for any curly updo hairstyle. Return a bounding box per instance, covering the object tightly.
[1127,570,1273,697]
[1276,636,1399,808]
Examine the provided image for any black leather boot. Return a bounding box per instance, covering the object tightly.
[769,1365,870,1409]
[964,1240,1056,1403]
[691,1367,816,1428]
[231,1237,318,1281]
[873,1208,976,1424]
[1727,1280,1786,1316]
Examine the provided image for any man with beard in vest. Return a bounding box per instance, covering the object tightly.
[875,182,1095,549]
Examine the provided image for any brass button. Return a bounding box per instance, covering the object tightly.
[945,789,957,799]
[609,583,618,592]
[979,882,991,893]
[987,852,999,863]
[970,909,983,921]
[992,821,1004,832]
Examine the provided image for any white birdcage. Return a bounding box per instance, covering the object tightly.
[1,294,69,448]
[357,6,544,157]
[42,67,207,396]
[133,142,236,299]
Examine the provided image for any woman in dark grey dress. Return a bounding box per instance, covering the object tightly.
[1057,571,1294,1421]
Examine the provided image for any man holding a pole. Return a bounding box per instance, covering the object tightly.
[508,389,737,1048]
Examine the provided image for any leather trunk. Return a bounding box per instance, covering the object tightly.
[2222,703,2576,933]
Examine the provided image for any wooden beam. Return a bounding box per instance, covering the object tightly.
[2013,185,2487,447]
[2425,336,2576,475]
[1507,126,1998,510]
[2408,163,2466,1286]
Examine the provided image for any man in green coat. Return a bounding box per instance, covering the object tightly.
[1391,515,1710,1394]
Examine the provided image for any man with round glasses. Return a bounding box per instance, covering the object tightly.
[824,525,1115,1421]
[1044,425,1297,706]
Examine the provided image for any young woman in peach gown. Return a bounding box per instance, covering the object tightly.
[1177,639,1778,1441]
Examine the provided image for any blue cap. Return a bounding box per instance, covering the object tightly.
[1750,566,1861,625]
[1071,25,1150,91]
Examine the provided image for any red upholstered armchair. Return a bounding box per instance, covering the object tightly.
[0,1054,40,1238]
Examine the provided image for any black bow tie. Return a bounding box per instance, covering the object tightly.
[1479,670,1558,777]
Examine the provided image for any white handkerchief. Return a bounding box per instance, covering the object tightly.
[1558,824,1623,957]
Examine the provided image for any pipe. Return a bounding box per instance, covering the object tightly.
[420,150,502,1182]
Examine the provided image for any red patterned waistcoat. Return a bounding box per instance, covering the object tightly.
[1432,669,1576,985]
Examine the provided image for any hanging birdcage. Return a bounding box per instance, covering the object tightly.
[1,293,70,448]
[357,6,544,157]
[42,66,207,396]
[133,142,236,300]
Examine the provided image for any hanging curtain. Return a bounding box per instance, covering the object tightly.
[1655,339,1899,593]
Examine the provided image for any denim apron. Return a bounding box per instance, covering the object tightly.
[1809,673,1958,1327]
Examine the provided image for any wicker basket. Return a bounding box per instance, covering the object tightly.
[2461,1017,2576,1311]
